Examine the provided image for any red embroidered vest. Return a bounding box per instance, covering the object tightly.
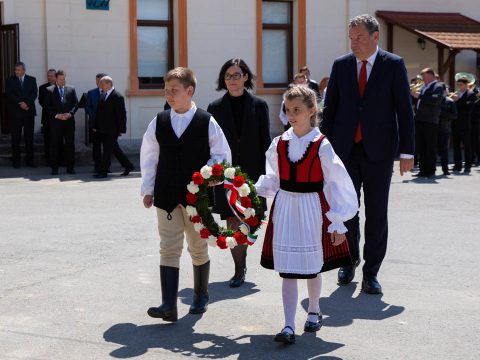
[277,135,326,193]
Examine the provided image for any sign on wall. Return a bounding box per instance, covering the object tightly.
[86,0,110,10]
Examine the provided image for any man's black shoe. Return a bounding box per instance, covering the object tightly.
[362,276,382,295]
[338,260,360,285]
[93,173,108,179]
[120,166,135,176]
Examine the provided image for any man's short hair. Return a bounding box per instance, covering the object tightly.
[47,68,56,74]
[55,70,66,77]
[420,68,435,76]
[96,73,107,79]
[349,14,379,35]
[14,62,26,69]
[165,67,197,92]
[100,75,113,86]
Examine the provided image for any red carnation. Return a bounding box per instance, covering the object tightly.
[240,196,252,208]
[216,236,228,249]
[200,228,211,239]
[212,164,224,177]
[186,193,197,204]
[245,216,259,227]
[191,215,202,223]
[233,175,245,188]
[192,172,204,185]
[233,231,248,245]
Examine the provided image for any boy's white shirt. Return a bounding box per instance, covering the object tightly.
[140,102,232,196]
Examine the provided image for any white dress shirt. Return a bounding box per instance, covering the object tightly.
[140,102,232,196]
[104,87,114,100]
[356,47,413,159]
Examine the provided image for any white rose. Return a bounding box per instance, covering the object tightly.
[226,236,237,249]
[238,183,251,197]
[200,165,212,179]
[239,223,249,235]
[187,181,199,194]
[186,206,198,217]
[224,167,236,179]
[194,223,205,232]
[243,208,255,219]
[207,236,218,247]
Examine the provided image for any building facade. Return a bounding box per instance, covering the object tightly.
[1,0,479,149]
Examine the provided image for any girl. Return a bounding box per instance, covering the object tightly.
[255,85,358,344]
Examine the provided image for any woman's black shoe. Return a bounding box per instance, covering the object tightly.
[274,326,295,344]
[229,269,246,288]
[304,313,323,332]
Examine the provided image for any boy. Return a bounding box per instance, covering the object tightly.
[140,67,231,322]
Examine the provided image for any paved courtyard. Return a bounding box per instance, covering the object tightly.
[0,162,479,359]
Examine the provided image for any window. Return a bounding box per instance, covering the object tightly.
[262,0,293,88]
[136,0,173,89]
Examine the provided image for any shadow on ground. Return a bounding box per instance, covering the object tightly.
[104,281,343,359]
[300,283,405,328]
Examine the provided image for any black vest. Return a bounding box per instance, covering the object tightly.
[153,108,211,213]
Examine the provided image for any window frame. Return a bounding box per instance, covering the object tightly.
[136,0,174,90]
[261,0,293,88]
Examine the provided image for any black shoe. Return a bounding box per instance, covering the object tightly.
[412,172,426,177]
[229,245,247,288]
[274,326,295,345]
[147,266,179,322]
[451,166,462,172]
[338,259,360,285]
[93,173,108,179]
[362,276,382,295]
[463,168,471,174]
[66,168,76,175]
[442,170,451,176]
[121,166,135,176]
[229,270,246,288]
[304,313,323,332]
[51,168,59,175]
[189,261,210,314]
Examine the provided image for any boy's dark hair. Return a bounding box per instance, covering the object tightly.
[55,70,66,77]
[216,58,255,91]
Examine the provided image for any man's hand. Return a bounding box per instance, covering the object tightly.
[331,231,346,246]
[92,128,97,132]
[399,158,414,176]
[143,195,153,208]
[19,102,28,110]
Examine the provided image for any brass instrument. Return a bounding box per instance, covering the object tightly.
[410,75,424,96]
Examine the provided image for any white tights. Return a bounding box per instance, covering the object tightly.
[282,274,322,333]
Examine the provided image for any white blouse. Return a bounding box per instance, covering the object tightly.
[255,127,358,234]
[140,103,232,196]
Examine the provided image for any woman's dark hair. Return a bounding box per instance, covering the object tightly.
[216,58,256,91]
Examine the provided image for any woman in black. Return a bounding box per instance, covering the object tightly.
[208,58,271,287]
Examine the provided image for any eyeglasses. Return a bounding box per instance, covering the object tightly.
[224,72,243,81]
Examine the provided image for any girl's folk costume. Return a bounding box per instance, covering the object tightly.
[256,127,358,278]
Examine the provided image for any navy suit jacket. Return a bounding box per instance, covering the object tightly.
[5,74,38,117]
[321,48,414,162]
[85,87,101,128]
[44,85,79,123]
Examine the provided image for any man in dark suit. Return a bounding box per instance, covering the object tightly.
[437,85,457,175]
[299,66,320,98]
[86,73,107,173]
[411,68,444,178]
[451,77,476,174]
[92,76,133,178]
[322,14,414,294]
[5,62,38,168]
[471,85,480,166]
[38,69,57,165]
[44,70,79,175]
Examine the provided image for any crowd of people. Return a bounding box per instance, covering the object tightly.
[5,64,134,177]
[411,68,480,177]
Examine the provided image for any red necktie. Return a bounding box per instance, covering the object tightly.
[355,60,368,143]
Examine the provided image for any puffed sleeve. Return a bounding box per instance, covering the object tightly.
[140,117,160,196]
[254,136,281,198]
[208,116,232,164]
[319,138,358,234]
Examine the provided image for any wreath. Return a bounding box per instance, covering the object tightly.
[185,161,266,249]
